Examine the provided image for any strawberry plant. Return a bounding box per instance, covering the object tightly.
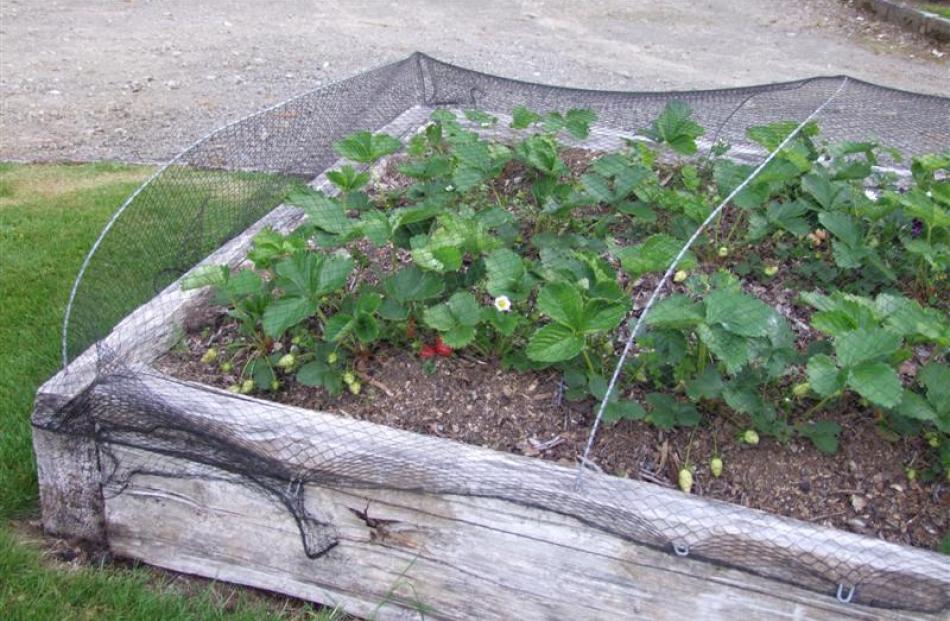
[179,103,950,481]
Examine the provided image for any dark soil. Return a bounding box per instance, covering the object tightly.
[158,316,948,551]
[158,145,948,552]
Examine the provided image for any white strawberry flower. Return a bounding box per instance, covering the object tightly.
[494,295,512,312]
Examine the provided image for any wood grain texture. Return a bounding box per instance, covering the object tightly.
[101,443,938,621]
[85,370,950,616]
[32,428,104,541]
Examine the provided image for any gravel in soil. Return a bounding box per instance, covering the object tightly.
[158,319,948,551]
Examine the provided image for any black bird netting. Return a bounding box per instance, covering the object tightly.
[33,53,950,614]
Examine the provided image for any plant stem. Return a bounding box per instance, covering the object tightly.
[581,348,597,376]
[803,394,836,419]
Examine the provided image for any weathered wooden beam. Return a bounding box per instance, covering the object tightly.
[85,370,949,616]
[101,440,938,621]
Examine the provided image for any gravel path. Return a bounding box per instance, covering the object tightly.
[1,0,946,163]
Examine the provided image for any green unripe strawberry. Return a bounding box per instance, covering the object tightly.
[792,382,810,399]
[710,457,723,478]
[240,379,254,394]
[923,432,940,448]
[201,348,218,365]
[276,353,296,370]
[678,468,694,493]
[226,384,241,394]
[906,467,917,482]
[673,270,688,283]
[717,246,729,258]
[742,429,760,446]
[763,265,779,277]
[291,335,302,345]
[220,361,233,373]
[348,380,362,395]
[343,371,356,385]
[270,380,281,391]
[327,352,339,365]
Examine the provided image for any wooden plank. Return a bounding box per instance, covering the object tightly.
[32,428,104,541]
[101,443,935,621]
[87,370,950,615]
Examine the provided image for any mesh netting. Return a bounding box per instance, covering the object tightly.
[34,53,949,614]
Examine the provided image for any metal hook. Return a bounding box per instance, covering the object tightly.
[673,542,690,557]
[836,583,855,604]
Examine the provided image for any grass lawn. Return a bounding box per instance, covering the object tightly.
[922,3,950,20]
[0,162,340,620]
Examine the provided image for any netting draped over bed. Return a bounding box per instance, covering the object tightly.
[37,53,950,613]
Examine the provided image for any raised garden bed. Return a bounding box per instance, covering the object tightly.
[33,55,950,620]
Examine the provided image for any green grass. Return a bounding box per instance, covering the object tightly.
[0,162,339,620]
[0,161,153,517]
[922,3,950,19]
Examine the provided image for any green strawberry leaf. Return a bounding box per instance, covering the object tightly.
[614,233,697,278]
[834,328,901,368]
[686,367,724,401]
[806,354,846,397]
[641,101,704,155]
[847,361,902,408]
[646,295,705,330]
[603,400,647,425]
[697,323,748,375]
[581,300,629,334]
[511,105,542,129]
[798,420,841,455]
[323,313,355,342]
[334,131,401,163]
[326,165,370,192]
[262,296,316,339]
[385,265,444,303]
[526,323,584,363]
[537,282,585,330]
[918,363,950,415]
[645,393,701,429]
[353,314,380,344]
[704,289,776,338]
[423,292,481,340]
[485,248,529,300]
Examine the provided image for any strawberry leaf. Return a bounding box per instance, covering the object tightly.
[847,361,902,408]
[526,323,584,363]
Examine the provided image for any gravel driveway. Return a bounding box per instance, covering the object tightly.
[1,0,946,163]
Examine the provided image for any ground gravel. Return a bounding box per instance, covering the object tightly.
[0,0,946,163]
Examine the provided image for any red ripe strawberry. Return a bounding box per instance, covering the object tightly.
[419,345,437,359]
[433,337,453,357]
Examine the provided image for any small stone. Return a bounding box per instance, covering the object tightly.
[850,495,867,512]
[164,80,179,90]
